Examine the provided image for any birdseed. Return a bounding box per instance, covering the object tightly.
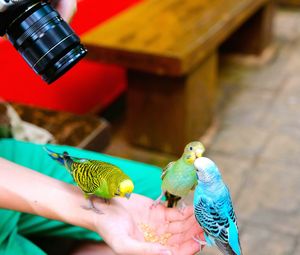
[139,223,172,245]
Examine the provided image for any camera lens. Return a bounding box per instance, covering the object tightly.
[6,2,87,84]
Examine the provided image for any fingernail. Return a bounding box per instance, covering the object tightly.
[160,250,172,255]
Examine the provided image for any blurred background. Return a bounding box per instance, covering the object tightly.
[1,0,300,254]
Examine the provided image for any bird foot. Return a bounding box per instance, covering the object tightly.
[81,204,104,214]
[81,197,104,214]
[150,199,162,209]
[193,235,206,251]
[178,202,187,215]
[103,198,110,204]
[150,191,166,209]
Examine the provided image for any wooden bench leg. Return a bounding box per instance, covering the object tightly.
[126,52,218,155]
[221,1,275,55]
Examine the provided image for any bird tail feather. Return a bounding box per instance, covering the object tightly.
[43,146,65,165]
[44,146,74,175]
[215,239,239,255]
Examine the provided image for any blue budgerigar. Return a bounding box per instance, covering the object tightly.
[193,157,242,255]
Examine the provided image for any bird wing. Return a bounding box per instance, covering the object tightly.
[195,193,241,255]
[161,161,175,180]
[195,197,230,243]
[69,155,89,163]
[70,160,106,194]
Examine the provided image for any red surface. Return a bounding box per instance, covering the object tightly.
[0,0,141,114]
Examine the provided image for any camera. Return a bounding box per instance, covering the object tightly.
[0,0,87,84]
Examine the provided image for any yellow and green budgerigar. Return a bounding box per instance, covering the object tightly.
[152,141,205,208]
[44,147,134,214]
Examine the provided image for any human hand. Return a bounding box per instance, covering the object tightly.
[51,0,77,22]
[91,194,204,255]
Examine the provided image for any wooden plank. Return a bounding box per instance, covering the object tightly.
[221,1,275,54]
[278,0,300,6]
[126,52,218,155]
[82,0,269,75]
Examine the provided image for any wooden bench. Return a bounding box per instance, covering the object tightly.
[278,0,300,6]
[82,0,274,155]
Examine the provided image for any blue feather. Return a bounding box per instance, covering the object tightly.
[228,217,241,255]
[193,157,242,255]
[43,146,65,165]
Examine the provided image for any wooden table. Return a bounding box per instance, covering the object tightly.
[82,0,274,154]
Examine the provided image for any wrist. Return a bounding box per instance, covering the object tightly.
[43,182,100,233]
[0,158,98,232]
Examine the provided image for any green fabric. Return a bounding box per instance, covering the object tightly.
[0,139,162,255]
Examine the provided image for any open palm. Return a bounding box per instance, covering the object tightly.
[93,193,204,255]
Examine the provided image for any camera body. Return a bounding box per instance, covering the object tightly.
[0,0,36,36]
[0,0,87,84]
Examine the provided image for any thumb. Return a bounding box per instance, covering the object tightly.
[119,239,172,255]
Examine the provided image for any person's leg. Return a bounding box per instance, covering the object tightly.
[71,242,117,255]
[0,209,110,255]
[0,209,47,255]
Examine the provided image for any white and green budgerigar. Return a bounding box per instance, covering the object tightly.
[44,147,134,214]
[152,141,205,208]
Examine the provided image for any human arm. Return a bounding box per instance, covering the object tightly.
[0,157,94,230]
[0,157,203,255]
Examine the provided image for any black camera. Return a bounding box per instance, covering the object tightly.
[0,0,87,84]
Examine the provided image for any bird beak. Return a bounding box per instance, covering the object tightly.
[125,193,131,199]
[195,150,204,158]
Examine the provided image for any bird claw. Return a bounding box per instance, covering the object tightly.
[193,235,206,251]
[150,199,162,209]
[81,197,104,214]
[150,191,165,209]
[81,204,104,214]
[178,201,187,215]
[103,198,110,204]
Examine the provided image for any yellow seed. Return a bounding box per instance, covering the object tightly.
[139,223,172,244]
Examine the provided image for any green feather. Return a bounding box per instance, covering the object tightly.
[46,149,133,200]
[70,160,129,199]
[158,141,205,207]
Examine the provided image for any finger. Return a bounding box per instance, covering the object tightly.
[168,225,204,245]
[165,206,194,222]
[166,215,196,234]
[170,239,203,255]
[54,0,77,22]
[117,238,173,255]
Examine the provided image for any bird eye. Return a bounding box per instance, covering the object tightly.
[189,146,193,151]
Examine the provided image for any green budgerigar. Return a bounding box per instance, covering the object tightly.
[152,141,205,208]
[44,147,134,214]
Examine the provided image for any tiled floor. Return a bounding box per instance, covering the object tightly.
[105,7,300,255]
